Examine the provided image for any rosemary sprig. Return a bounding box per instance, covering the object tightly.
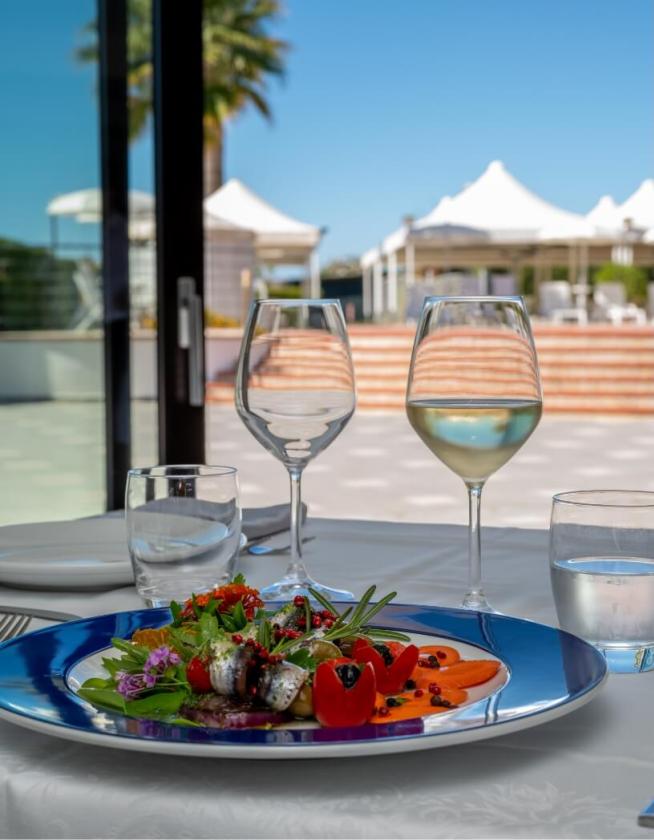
[315,585,409,643]
[361,627,411,642]
[303,596,312,634]
[330,605,353,632]
[309,588,337,614]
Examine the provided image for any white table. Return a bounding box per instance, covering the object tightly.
[1,518,652,839]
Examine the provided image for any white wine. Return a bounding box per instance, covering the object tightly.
[406,399,542,485]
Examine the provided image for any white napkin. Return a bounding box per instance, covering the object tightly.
[0,503,307,551]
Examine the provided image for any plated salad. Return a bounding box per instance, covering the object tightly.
[78,577,501,729]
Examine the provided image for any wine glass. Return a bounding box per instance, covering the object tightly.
[236,299,356,601]
[406,296,542,612]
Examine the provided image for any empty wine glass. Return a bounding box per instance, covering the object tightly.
[236,299,356,601]
[406,296,542,612]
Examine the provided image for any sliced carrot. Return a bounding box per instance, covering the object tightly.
[368,687,468,724]
[432,659,502,689]
[417,644,460,666]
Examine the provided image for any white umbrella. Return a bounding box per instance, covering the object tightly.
[47,188,154,221]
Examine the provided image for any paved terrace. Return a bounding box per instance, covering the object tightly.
[1,402,652,529]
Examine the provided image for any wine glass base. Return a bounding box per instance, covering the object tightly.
[461,593,500,614]
[260,576,354,604]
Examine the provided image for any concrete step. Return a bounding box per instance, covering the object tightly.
[208,324,654,414]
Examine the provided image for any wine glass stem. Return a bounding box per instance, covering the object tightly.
[463,483,489,609]
[286,466,309,583]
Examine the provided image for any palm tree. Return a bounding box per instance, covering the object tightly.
[77,0,287,195]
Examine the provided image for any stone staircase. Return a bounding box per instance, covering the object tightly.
[207,324,654,414]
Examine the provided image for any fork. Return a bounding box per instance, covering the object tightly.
[0,612,32,643]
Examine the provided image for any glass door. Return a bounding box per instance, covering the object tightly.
[0,0,106,524]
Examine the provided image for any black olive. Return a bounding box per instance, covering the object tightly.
[386,697,401,707]
[335,663,361,689]
[427,655,440,669]
[430,695,456,708]
[372,643,394,666]
[404,679,417,690]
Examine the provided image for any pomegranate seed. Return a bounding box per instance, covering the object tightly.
[428,683,440,695]
[414,689,424,698]
[323,618,334,628]
[231,634,243,644]
[378,707,390,717]
[436,650,447,660]
[311,615,322,628]
[293,595,305,607]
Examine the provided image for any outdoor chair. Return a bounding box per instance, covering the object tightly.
[538,281,588,324]
[429,272,487,296]
[490,274,517,295]
[592,282,646,325]
[71,259,102,330]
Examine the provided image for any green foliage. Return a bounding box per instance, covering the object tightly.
[266,282,303,299]
[0,238,79,330]
[594,262,648,305]
[321,257,361,279]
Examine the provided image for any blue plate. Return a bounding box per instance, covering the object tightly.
[0,604,607,759]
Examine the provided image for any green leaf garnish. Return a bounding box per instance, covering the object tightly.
[170,600,182,627]
[125,690,187,718]
[77,685,126,713]
[285,648,316,670]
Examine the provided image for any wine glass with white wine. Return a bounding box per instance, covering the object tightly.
[236,299,356,601]
[406,296,542,612]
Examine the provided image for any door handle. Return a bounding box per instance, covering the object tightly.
[177,276,204,407]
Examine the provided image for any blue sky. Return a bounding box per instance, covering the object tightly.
[0,0,652,260]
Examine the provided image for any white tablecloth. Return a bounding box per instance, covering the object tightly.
[0,517,652,839]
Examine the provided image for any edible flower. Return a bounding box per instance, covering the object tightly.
[351,640,419,695]
[312,658,376,728]
[116,645,181,699]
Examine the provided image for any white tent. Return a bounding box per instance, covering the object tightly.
[586,195,623,235]
[47,188,154,222]
[618,179,654,229]
[429,160,591,242]
[359,161,654,320]
[204,178,322,295]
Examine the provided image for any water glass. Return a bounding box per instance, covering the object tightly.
[550,490,654,673]
[126,465,241,607]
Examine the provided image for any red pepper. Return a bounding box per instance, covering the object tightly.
[312,658,377,728]
[186,656,213,693]
[351,639,419,695]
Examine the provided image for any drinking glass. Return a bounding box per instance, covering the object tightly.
[550,490,654,673]
[406,296,542,612]
[236,299,356,600]
[126,465,241,607]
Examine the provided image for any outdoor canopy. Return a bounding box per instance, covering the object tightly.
[204,177,321,258]
[618,178,654,230]
[359,160,654,319]
[47,188,154,222]
[204,178,322,295]
[586,195,624,235]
